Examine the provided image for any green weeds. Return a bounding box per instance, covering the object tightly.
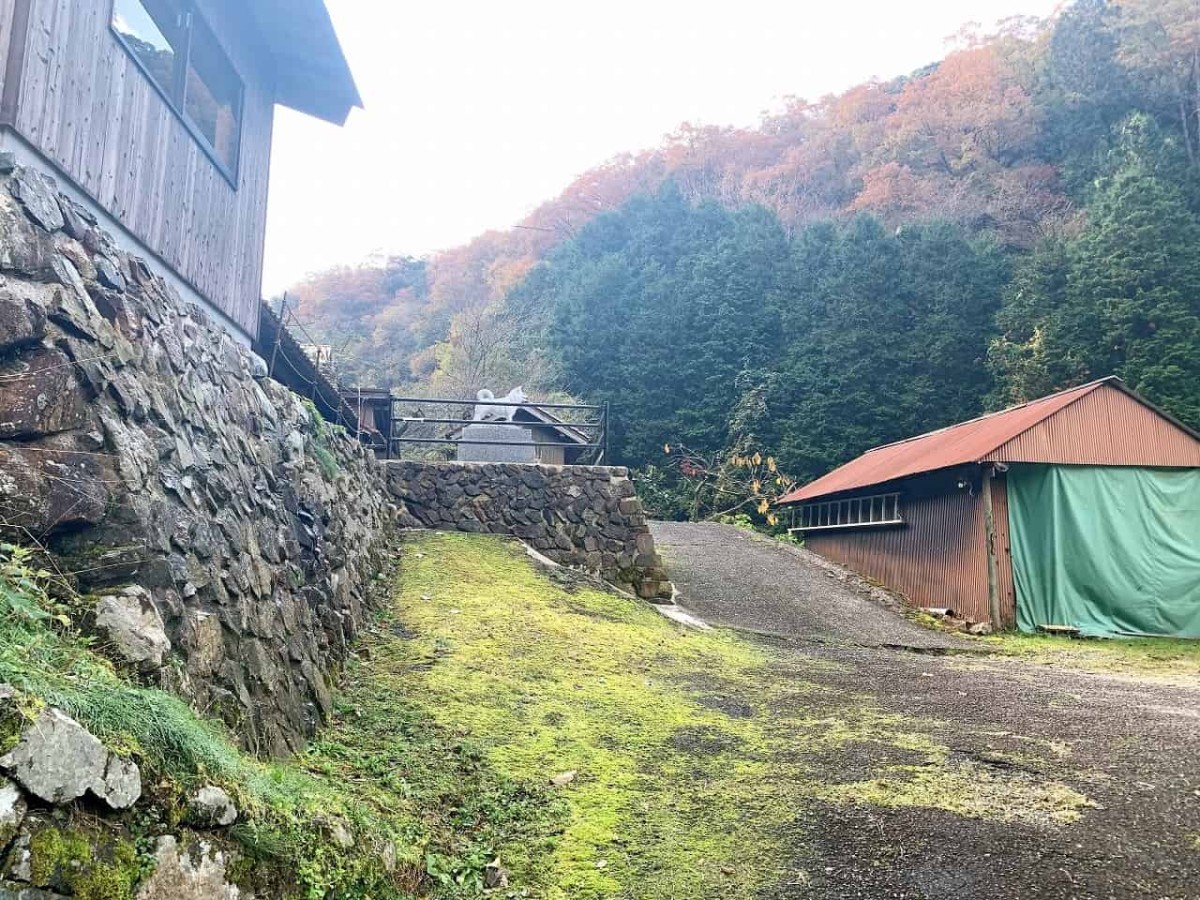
[0,535,1106,899]
[0,543,555,899]
[381,533,1093,898]
[971,631,1200,679]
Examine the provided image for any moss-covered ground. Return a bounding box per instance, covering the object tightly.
[0,542,559,898]
[967,631,1200,679]
[367,533,1094,897]
[0,534,1109,898]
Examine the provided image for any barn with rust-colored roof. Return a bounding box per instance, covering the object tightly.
[776,377,1200,637]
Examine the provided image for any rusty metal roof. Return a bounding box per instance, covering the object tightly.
[778,377,1156,505]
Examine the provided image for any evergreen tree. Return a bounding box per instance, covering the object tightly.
[1037,0,1135,193]
[763,218,1009,480]
[991,114,1200,426]
[518,185,791,465]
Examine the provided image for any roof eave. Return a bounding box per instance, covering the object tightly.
[773,377,1157,506]
[775,461,984,506]
[250,0,362,126]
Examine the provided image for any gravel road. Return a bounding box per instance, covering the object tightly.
[651,521,1200,900]
[652,521,968,650]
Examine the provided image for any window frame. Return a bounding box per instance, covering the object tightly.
[109,0,244,188]
[790,492,904,533]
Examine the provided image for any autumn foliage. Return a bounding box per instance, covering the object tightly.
[289,17,1084,386]
[289,0,1200,513]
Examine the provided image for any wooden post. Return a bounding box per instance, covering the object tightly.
[981,464,1002,629]
[268,294,286,379]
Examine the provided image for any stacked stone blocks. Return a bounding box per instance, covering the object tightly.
[0,164,393,757]
[386,460,671,599]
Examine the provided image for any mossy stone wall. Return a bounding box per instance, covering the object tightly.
[386,461,670,599]
[0,166,394,757]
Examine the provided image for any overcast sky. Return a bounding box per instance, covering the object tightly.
[262,0,1062,295]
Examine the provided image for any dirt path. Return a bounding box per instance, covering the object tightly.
[652,521,1200,900]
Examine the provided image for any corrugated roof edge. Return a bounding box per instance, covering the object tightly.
[1098,378,1200,443]
[864,377,1114,456]
[776,376,1200,506]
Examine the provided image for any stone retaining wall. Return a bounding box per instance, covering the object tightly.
[0,165,394,757]
[386,460,671,599]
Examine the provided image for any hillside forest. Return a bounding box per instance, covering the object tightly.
[286,0,1200,518]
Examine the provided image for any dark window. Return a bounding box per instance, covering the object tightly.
[111,0,243,182]
[184,13,242,172]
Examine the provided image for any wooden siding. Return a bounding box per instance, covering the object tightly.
[987,382,1200,467]
[802,469,1008,625]
[8,0,274,337]
[531,426,567,466]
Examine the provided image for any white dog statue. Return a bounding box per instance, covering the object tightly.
[473,386,527,423]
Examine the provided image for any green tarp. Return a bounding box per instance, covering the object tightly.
[1007,464,1200,637]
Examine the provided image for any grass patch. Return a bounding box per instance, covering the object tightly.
[971,631,1200,679]
[0,536,1103,898]
[813,765,1093,827]
[389,534,796,899]
[302,398,342,480]
[0,543,559,899]
[381,533,1096,898]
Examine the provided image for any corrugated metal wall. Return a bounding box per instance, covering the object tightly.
[803,469,1001,624]
[989,384,1200,466]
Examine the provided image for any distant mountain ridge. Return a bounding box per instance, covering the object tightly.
[287,0,1200,492]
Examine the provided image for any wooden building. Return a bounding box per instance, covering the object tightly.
[256,302,361,431]
[341,387,392,453]
[777,378,1200,637]
[510,405,593,466]
[0,0,359,343]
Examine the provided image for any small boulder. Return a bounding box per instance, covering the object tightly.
[94,586,171,672]
[0,777,27,847]
[135,836,239,900]
[0,346,90,439]
[329,820,354,849]
[0,190,58,276]
[284,430,305,461]
[93,255,126,292]
[95,754,141,810]
[46,257,110,343]
[380,841,398,873]
[0,437,111,537]
[967,622,994,636]
[4,829,33,883]
[484,859,509,889]
[247,352,268,380]
[0,288,47,354]
[185,786,238,828]
[549,770,577,787]
[0,708,141,810]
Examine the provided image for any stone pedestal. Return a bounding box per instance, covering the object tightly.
[456,423,537,463]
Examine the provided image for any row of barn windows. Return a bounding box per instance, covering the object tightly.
[111,0,244,182]
[794,492,902,531]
